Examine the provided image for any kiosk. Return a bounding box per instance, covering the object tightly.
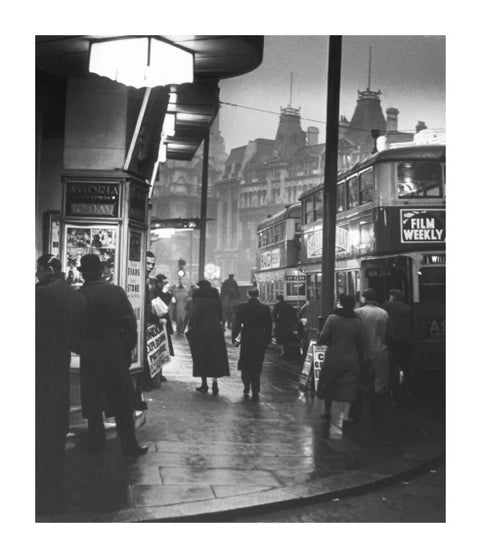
[60,171,149,375]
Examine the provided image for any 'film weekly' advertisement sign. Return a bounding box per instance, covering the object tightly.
[400,209,445,243]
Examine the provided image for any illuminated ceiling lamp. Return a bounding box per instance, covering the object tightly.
[89,37,194,88]
[162,112,176,138]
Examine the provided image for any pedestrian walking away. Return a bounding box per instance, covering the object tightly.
[77,254,148,457]
[186,279,230,394]
[383,288,414,396]
[220,273,240,330]
[355,288,391,423]
[315,294,368,428]
[36,254,85,514]
[272,294,296,357]
[232,288,272,401]
[172,282,188,335]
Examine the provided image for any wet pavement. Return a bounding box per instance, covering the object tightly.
[37,334,445,522]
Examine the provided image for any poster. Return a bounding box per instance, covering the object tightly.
[298,341,315,391]
[65,225,117,287]
[312,344,327,391]
[127,229,144,367]
[146,321,171,378]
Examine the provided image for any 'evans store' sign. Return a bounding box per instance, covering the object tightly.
[400,210,445,243]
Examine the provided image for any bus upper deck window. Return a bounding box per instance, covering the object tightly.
[359,169,373,204]
[397,161,443,198]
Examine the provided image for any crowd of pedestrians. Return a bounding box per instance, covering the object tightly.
[36,249,413,515]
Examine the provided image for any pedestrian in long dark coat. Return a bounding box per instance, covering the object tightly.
[232,288,272,401]
[272,294,296,356]
[186,280,229,394]
[36,254,85,514]
[77,254,148,457]
[316,294,367,426]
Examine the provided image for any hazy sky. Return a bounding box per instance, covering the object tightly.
[218,35,445,152]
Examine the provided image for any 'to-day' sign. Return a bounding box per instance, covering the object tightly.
[400,209,445,243]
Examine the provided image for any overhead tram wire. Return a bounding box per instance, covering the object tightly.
[219,100,446,135]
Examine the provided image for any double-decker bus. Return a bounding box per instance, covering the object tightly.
[255,203,306,310]
[299,142,445,373]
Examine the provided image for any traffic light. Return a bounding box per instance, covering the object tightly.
[177,258,186,279]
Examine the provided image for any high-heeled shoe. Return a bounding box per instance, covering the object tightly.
[196,385,208,393]
[212,382,219,395]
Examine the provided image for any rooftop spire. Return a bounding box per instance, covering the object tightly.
[289,72,293,106]
[367,46,372,91]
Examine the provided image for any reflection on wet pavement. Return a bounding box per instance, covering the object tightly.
[40,334,436,522]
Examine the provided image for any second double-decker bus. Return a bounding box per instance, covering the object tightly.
[255,203,306,310]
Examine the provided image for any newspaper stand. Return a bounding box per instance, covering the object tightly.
[60,172,149,376]
[298,341,327,393]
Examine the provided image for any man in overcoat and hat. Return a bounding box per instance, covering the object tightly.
[77,254,148,456]
[36,254,85,513]
[232,288,272,401]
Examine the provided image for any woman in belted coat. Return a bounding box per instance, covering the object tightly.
[186,280,229,394]
[316,294,367,426]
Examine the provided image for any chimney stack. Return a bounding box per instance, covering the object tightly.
[307,126,319,146]
[416,121,427,133]
[338,116,349,139]
[386,107,399,132]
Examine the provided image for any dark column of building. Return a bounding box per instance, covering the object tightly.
[320,36,342,322]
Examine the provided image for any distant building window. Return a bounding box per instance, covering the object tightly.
[397,161,443,198]
[337,182,346,213]
[313,190,323,220]
[304,196,314,224]
[347,176,359,209]
[359,169,373,205]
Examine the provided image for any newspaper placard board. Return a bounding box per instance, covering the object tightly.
[299,341,316,391]
[312,344,327,391]
[146,320,171,378]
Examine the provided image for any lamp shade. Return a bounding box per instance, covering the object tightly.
[89,37,194,88]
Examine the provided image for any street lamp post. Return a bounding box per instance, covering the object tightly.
[198,133,210,281]
[320,36,342,327]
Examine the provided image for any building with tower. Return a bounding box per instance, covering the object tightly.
[213,87,418,282]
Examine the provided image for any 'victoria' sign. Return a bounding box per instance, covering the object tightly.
[65,182,120,218]
[400,209,445,243]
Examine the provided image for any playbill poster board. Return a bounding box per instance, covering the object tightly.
[64,224,118,288]
[126,229,144,368]
[298,341,327,392]
[146,321,171,378]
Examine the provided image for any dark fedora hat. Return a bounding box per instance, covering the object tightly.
[78,254,102,274]
[197,279,211,287]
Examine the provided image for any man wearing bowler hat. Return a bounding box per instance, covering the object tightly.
[232,288,272,402]
[77,254,148,456]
